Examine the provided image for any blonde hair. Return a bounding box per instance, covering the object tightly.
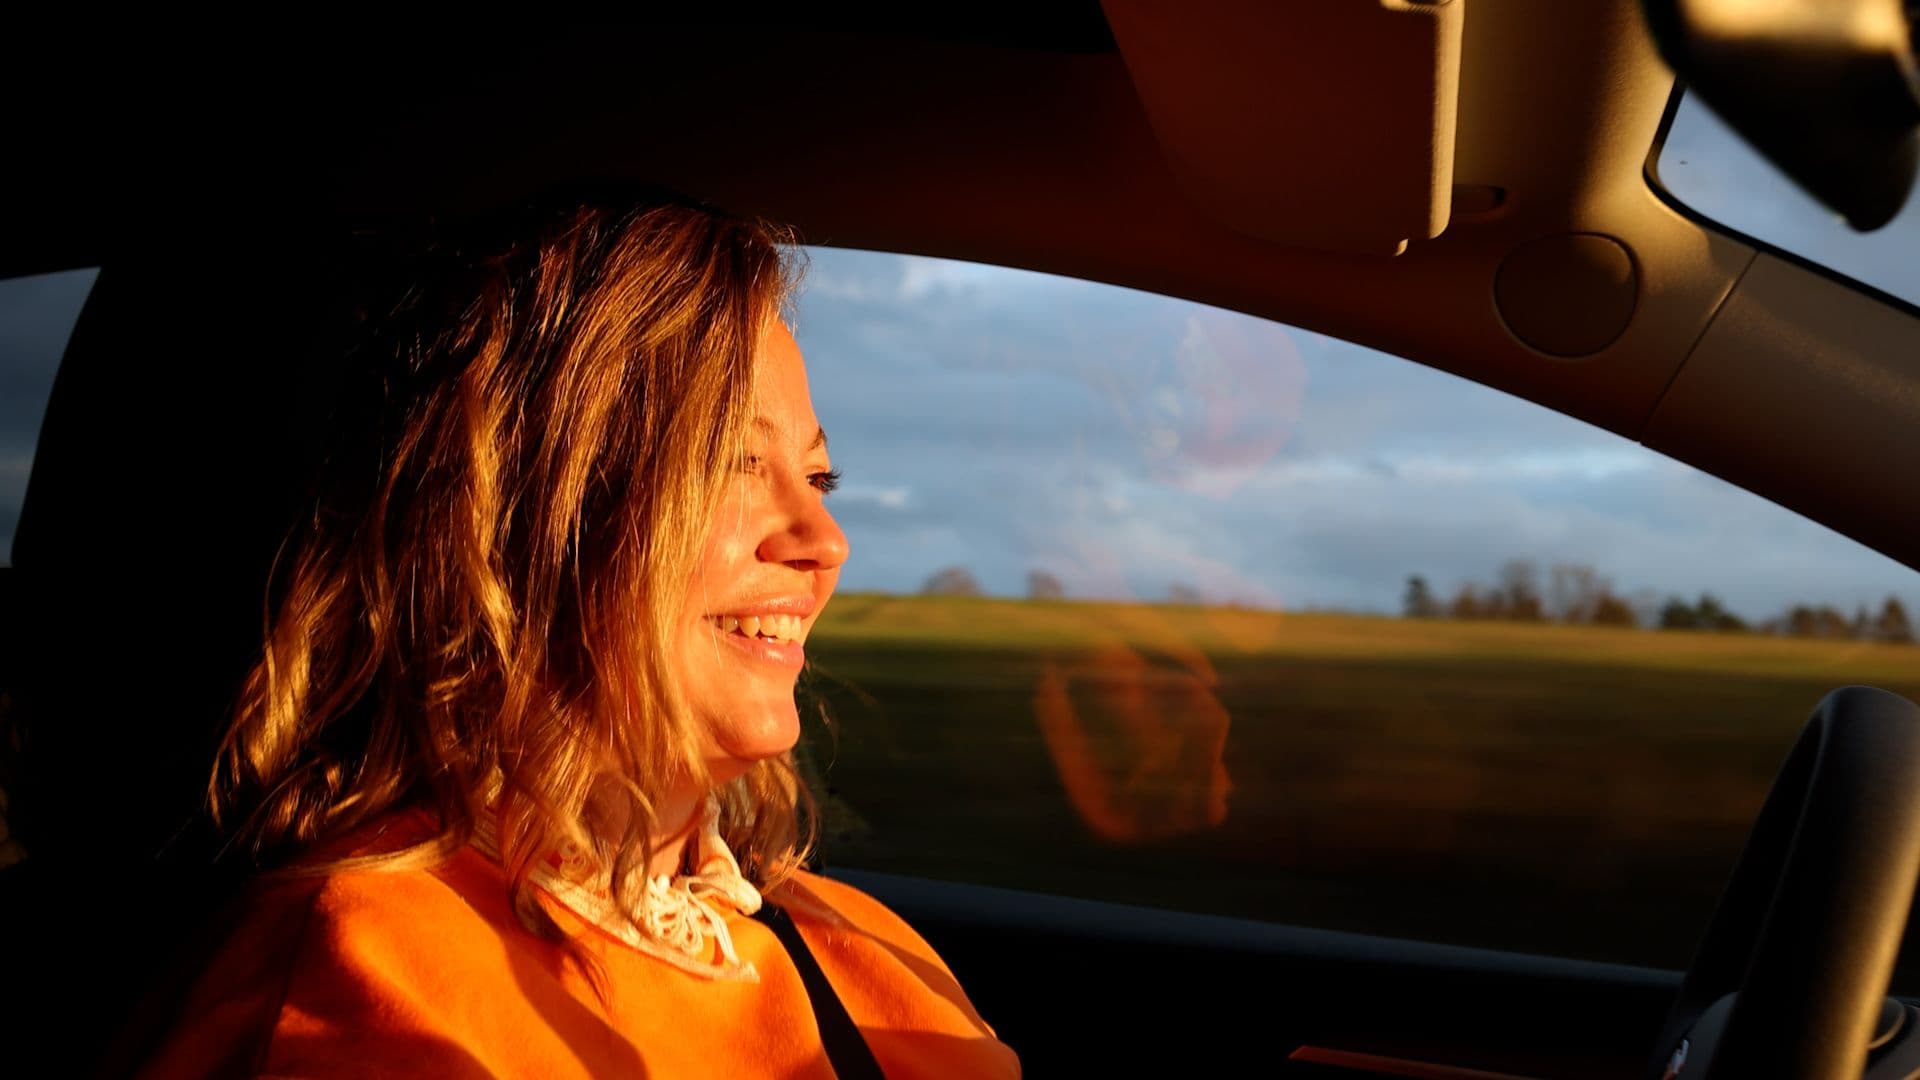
[212,200,811,949]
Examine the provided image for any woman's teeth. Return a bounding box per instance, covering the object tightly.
[713,613,805,643]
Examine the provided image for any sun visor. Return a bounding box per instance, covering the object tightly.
[1103,0,1464,256]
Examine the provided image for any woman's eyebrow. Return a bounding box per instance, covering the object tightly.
[751,418,829,452]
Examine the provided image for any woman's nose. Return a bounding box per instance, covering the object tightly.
[760,489,849,572]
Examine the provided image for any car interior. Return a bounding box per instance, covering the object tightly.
[4,3,1920,1077]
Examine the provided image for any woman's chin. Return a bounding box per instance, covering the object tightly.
[704,702,802,779]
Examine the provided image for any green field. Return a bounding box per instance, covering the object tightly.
[798,594,1920,972]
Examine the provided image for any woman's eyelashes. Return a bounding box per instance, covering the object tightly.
[738,452,839,496]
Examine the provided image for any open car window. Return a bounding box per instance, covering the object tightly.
[792,246,1920,977]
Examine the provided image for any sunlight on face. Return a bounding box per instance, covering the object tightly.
[679,320,848,782]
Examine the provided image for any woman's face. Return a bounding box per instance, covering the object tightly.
[680,319,848,782]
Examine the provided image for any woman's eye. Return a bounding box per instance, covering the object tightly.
[810,469,842,494]
[739,453,765,474]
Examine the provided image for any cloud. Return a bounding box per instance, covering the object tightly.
[833,483,912,510]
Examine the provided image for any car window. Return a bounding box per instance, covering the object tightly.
[791,246,1920,975]
[1,268,96,566]
[1654,92,1920,310]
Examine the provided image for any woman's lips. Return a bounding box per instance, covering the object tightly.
[704,596,815,672]
[712,622,807,671]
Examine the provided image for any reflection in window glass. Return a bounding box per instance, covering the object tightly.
[1,268,96,565]
[792,247,1920,972]
[1657,93,1920,308]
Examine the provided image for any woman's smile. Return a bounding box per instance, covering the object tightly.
[704,601,816,671]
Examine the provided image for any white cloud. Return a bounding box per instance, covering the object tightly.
[896,255,1012,300]
[834,483,912,509]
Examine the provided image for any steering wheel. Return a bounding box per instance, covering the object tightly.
[1648,686,1920,1079]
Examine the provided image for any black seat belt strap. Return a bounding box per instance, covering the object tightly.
[753,903,887,1078]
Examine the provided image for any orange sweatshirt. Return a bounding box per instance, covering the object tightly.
[134,822,1019,1078]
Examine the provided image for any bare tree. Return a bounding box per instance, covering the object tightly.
[1449,584,1483,620]
[921,565,984,597]
[1815,605,1851,639]
[1877,596,1914,644]
[1403,575,1439,619]
[1851,604,1874,640]
[1027,570,1066,601]
[1591,591,1638,627]
[1549,563,1618,624]
[1785,604,1817,637]
[1497,559,1544,622]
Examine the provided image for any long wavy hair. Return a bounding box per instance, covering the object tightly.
[210,200,811,950]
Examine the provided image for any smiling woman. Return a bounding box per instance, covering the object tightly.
[115,202,1013,1078]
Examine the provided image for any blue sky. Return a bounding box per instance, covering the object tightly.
[3,97,1916,623]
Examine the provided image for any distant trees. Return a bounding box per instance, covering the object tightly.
[1403,575,1440,618]
[911,558,1913,648]
[1546,563,1636,626]
[1495,560,1545,622]
[1448,584,1484,620]
[1764,596,1912,642]
[1440,560,1617,625]
[920,565,984,597]
[1771,604,1836,639]
[1408,560,1912,645]
[1878,597,1914,643]
[1590,593,1639,627]
[1657,597,1697,630]
[1658,593,1747,633]
[1027,570,1066,600]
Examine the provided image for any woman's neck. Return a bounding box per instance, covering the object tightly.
[575,781,711,881]
[645,788,704,879]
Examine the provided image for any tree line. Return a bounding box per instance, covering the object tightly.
[1403,560,1914,643]
[916,560,1914,644]
[921,566,1205,605]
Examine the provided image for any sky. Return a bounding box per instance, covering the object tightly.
[2,97,1916,623]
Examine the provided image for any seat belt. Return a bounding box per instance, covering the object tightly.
[753,903,886,1078]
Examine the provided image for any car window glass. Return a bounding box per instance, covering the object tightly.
[1,268,95,566]
[1655,92,1920,309]
[792,246,1920,976]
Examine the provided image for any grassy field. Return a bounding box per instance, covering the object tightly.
[798,593,1920,973]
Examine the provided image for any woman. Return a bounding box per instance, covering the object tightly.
[132,201,1019,1077]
